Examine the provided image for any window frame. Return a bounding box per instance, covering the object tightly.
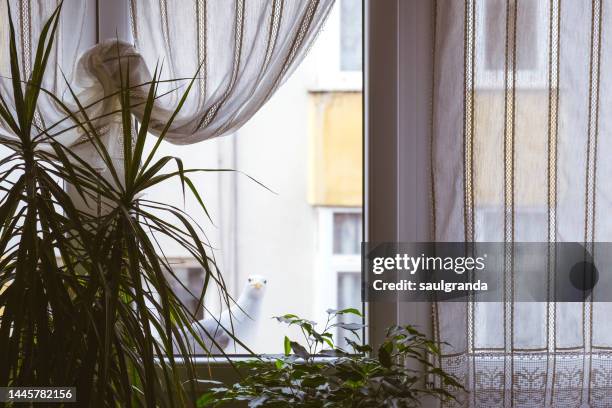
[314,207,362,343]
[309,0,362,92]
[365,0,434,352]
[89,0,417,392]
[365,4,440,406]
[0,0,438,402]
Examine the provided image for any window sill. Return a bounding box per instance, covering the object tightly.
[171,355,343,365]
[307,87,363,93]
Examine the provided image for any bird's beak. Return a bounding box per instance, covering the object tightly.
[253,282,263,289]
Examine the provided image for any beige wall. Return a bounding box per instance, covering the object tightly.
[308,91,363,207]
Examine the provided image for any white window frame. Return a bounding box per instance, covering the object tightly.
[314,207,362,327]
[309,0,362,92]
[365,0,434,354]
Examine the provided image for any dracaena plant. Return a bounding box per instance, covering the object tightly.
[0,3,244,406]
[198,309,464,408]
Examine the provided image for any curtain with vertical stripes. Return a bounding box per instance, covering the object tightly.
[432,0,612,407]
[0,1,333,152]
[0,0,90,145]
[125,0,333,143]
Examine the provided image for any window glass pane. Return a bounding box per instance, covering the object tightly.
[0,0,364,355]
[340,0,362,71]
[0,0,364,362]
[147,0,363,354]
[333,213,362,254]
[337,272,361,348]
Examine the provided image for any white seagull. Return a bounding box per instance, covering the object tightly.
[188,275,267,354]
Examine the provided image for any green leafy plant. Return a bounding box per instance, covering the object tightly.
[0,3,243,406]
[198,309,464,407]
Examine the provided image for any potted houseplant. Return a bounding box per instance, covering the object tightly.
[198,309,464,407]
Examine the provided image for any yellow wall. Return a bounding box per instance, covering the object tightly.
[308,91,363,207]
[307,89,545,209]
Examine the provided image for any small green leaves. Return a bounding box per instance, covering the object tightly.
[319,349,349,357]
[336,322,365,331]
[196,392,217,407]
[345,338,372,354]
[378,341,394,368]
[284,336,291,356]
[275,359,284,370]
[290,341,310,360]
[326,307,363,317]
[201,313,465,407]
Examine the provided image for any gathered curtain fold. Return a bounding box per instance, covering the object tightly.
[431,0,612,407]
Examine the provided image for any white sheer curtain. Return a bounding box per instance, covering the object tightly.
[128,0,333,143]
[0,0,91,145]
[431,0,612,407]
[0,0,333,154]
